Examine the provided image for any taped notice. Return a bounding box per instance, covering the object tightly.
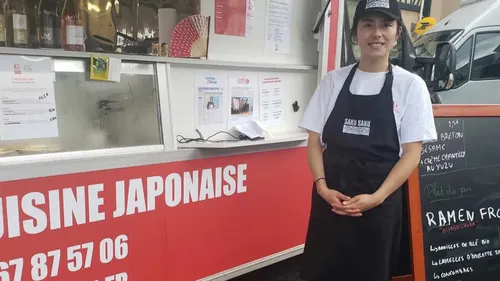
[0,55,58,140]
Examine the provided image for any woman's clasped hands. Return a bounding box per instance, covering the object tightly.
[317,183,383,217]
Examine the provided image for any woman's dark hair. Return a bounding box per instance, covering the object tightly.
[350,18,403,45]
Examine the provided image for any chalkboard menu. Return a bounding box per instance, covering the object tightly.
[419,117,500,281]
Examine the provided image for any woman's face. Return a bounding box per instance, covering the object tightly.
[356,13,400,61]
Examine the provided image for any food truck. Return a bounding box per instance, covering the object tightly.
[0,0,332,280]
[2,0,500,280]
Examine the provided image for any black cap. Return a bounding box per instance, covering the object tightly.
[353,0,402,24]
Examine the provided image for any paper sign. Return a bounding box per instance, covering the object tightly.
[229,73,258,128]
[215,0,247,37]
[259,75,285,127]
[90,54,122,82]
[0,55,58,140]
[264,0,292,54]
[195,72,228,127]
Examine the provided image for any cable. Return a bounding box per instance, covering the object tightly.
[176,129,256,144]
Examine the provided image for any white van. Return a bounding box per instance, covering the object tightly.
[412,0,500,104]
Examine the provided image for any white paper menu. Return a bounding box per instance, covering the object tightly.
[0,55,59,140]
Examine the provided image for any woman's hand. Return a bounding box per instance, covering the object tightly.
[317,183,362,217]
[342,193,384,213]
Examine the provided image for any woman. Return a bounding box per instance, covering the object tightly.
[298,0,437,280]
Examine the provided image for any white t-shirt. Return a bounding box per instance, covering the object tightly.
[299,64,437,154]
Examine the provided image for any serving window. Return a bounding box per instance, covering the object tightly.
[0,57,162,157]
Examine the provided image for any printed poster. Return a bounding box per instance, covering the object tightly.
[215,0,247,37]
[259,75,285,127]
[0,55,59,140]
[229,73,258,128]
[264,0,292,54]
[195,72,228,127]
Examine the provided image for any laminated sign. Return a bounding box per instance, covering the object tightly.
[90,54,122,82]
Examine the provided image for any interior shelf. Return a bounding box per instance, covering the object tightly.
[0,47,318,71]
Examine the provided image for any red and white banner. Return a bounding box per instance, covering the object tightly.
[0,147,312,281]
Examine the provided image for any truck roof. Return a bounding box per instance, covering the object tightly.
[428,0,500,34]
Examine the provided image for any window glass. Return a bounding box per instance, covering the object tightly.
[0,58,162,157]
[452,36,473,88]
[471,32,500,80]
[414,30,463,58]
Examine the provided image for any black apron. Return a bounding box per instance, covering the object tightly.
[300,63,403,281]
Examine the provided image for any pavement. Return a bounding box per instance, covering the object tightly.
[229,256,305,281]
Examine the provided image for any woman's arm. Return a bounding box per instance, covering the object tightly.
[372,75,434,202]
[342,141,422,211]
[306,131,326,187]
[373,141,422,202]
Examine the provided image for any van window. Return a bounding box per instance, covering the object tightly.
[452,36,473,88]
[471,32,500,80]
[414,29,463,58]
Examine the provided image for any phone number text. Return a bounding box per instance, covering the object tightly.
[1,234,128,281]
